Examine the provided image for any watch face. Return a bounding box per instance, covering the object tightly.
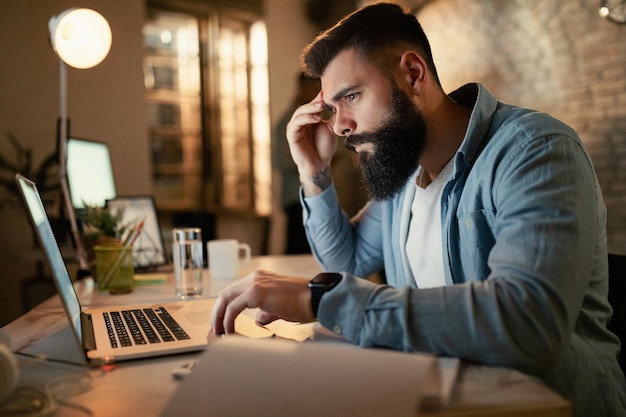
[309,272,342,287]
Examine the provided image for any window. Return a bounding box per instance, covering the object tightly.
[143,1,270,216]
[143,10,202,210]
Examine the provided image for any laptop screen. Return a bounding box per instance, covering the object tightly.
[16,175,84,346]
[66,137,116,209]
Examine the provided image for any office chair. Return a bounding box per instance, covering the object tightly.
[607,253,626,372]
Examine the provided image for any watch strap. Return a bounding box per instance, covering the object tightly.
[309,272,342,317]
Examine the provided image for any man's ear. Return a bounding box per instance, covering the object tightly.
[399,51,427,95]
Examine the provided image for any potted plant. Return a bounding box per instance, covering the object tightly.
[81,204,139,293]
[0,131,60,211]
[81,204,128,247]
[81,204,128,274]
[0,131,64,308]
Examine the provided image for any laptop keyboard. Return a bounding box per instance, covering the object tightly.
[103,307,190,348]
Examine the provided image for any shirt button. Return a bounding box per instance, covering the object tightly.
[332,324,342,334]
[465,218,471,227]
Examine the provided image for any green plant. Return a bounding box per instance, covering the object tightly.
[81,205,128,243]
[0,131,60,210]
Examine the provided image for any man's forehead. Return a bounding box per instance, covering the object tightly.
[320,49,376,102]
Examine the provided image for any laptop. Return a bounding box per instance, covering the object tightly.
[16,174,211,365]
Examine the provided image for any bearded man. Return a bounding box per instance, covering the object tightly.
[211,4,626,415]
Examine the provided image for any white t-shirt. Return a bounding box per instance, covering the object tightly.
[405,160,454,288]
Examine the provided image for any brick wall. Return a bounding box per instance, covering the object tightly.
[418,0,626,253]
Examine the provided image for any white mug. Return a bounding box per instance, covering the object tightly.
[207,239,251,280]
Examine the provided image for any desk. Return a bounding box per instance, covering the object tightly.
[2,255,572,417]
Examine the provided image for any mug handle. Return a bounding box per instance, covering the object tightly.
[238,243,251,266]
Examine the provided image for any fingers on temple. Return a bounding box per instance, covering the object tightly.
[291,101,324,123]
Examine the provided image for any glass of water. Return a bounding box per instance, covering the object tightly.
[172,227,204,297]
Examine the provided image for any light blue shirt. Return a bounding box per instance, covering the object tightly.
[302,83,625,416]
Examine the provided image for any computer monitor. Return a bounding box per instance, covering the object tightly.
[66,137,116,209]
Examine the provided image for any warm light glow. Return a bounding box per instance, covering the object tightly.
[599,6,610,17]
[250,21,271,215]
[49,8,112,69]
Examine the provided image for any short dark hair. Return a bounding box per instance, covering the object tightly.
[300,3,440,85]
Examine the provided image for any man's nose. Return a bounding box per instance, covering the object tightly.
[331,110,355,137]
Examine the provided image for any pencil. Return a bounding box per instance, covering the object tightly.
[100,220,145,288]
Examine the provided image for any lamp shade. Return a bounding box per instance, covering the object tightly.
[49,8,112,69]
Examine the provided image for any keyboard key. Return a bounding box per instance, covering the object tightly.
[103,306,189,348]
[122,310,147,345]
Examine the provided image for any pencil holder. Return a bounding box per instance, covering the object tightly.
[94,245,135,294]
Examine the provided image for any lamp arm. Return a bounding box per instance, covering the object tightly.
[57,60,90,275]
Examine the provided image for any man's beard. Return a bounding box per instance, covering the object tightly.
[344,86,427,201]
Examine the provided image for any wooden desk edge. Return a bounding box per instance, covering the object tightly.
[420,402,572,417]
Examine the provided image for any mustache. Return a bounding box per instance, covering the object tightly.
[344,133,373,152]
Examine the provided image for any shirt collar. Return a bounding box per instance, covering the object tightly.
[448,83,498,170]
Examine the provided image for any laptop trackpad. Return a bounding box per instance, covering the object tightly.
[183,311,211,325]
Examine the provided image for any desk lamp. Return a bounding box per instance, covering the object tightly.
[49,8,112,278]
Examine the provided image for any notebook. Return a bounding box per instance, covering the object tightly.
[16,174,211,365]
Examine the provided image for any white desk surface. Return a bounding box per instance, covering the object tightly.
[3,255,572,417]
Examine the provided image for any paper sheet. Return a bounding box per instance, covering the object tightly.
[180,302,274,339]
[162,337,439,417]
[233,314,274,339]
[264,319,317,342]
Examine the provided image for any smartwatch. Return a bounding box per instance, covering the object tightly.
[308,272,342,317]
